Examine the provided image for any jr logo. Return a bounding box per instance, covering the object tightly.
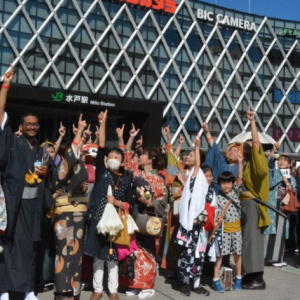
[52,92,64,102]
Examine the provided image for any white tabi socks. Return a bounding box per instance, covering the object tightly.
[24,292,39,300]
[0,293,9,300]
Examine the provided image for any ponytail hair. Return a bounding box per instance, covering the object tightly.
[143,147,165,171]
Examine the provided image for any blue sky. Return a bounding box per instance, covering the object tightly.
[200,0,300,22]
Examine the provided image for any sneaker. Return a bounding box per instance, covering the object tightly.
[194,285,210,296]
[180,283,191,296]
[213,280,225,293]
[281,261,287,267]
[137,290,155,299]
[295,248,299,254]
[233,278,242,291]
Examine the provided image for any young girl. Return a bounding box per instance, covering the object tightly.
[84,110,133,300]
[176,136,210,297]
[212,155,243,292]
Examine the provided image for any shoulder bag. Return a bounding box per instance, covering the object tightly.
[135,206,166,237]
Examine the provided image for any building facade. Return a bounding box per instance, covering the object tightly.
[0,0,300,153]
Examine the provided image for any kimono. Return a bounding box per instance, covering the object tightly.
[84,147,133,261]
[240,144,270,276]
[0,113,52,293]
[264,158,297,262]
[124,151,168,256]
[161,144,187,271]
[51,144,88,297]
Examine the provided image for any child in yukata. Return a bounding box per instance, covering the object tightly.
[176,137,211,297]
[212,154,243,292]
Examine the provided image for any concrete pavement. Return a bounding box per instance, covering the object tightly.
[35,252,300,300]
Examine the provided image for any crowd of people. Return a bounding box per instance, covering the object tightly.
[0,66,299,300]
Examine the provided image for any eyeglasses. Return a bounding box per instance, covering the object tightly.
[23,123,40,129]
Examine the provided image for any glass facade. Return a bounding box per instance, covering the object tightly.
[0,0,300,153]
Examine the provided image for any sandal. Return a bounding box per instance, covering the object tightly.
[138,289,155,299]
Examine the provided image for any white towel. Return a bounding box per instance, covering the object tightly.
[179,167,208,232]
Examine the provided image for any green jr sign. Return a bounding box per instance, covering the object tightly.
[52,92,64,102]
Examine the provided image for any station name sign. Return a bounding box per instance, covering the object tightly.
[51,92,116,107]
[196,9,257,32]
[114,0,176,14]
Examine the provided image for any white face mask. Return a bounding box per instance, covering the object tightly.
[107,158,121,170]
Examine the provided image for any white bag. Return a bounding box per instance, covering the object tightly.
[127,214,139,235]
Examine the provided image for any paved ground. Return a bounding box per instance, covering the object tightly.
[10,252,300,300]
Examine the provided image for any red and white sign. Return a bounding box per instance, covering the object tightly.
[273,128,300,142]
[115,0,177,14]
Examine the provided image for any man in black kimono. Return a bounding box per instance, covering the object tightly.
[0,67,51,300]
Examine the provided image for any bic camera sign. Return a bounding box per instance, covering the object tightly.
[51,92,116,107]
[196,9,257,32]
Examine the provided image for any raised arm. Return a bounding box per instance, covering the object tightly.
[116,124,125,149]
[0,65,14,125]
[126,123,140,151]
[247,106,260,151]
[54,122,66,155]
[98,110,108,148]
[192,136,201,177]
[175,134,185,159]
[73,114,87,154]
[203,121,214,148]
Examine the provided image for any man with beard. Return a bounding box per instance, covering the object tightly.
[0,66,51,300]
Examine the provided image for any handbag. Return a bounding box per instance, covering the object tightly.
[108,209,131,247]
[135,206,166,237]
[119,247,157,289]
[281,188,300,213]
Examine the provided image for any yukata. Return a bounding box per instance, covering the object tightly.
[264,158,297,262]
[161,144,188,272]
[214,184,242,256]
[176,177,206,278]
[124,151,168,257]
[0,113,53,293]
[84,147,133,296]
[240,144,270,280]
[51,145,88,297]
[176,168,209,279]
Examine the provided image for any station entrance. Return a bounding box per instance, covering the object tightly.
[5,86,165,147]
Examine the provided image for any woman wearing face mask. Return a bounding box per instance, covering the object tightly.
[84,110,133,300]
[264,143,297,268]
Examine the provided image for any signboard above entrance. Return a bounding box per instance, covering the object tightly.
[196,9,257,32]
[114,0,176,14]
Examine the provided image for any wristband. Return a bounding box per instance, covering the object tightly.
[119,145,125,148]
[207,136,213,141]
[2,85,10,89]
[54,142,58,146]
[72,140,79,146]
[80,138,85,143]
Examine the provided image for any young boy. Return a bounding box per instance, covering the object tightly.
[212,155,243,292]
